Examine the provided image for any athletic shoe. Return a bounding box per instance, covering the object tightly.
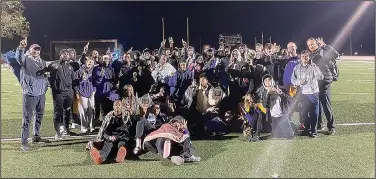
[309,133,318,138]
[115,146,127,163]
[81,127,88,134]
[90,147,103,165]
[133,146,141,155]
[326,128,336,135]
[21,144,31,152]
[32,136,50,143]
[71,123,80,129]
[249,135,260,142]
[185,155,201,162]
[55,133,63,140]
[171,156,185,165]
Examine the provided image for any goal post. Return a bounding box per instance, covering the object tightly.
[49,39,118,61]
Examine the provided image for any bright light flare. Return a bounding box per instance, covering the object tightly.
[331,1,373,50]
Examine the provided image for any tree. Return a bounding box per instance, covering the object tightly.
[1,1,30,39]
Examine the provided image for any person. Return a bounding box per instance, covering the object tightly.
[152,54,176,84]
[283,42,303,130]
[291,50,323,138]
[307,37,339,135]
[16,38,50,151]
[74,57,96,133]
[143,116,201,165]
[261,75,294,139]
[251,74,277,142]
[93,55,116,124]
[117,53,136,98]
[48,49,78,139]
[170,61,194,105]
[238,93,258,139]
[89,100,133,165]
[72,43,90,129]
[204,85,229,136]
[133,103,169,154]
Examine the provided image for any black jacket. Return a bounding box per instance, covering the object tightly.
[310,45,339,84]
[48,61,75,94]
[103,114,132,141]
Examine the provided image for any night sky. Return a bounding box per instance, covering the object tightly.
[3,1,375,55]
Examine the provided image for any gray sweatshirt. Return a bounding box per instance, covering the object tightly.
[291,63,323,94]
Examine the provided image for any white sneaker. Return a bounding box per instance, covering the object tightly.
[71,123,80,129]
[90,128,95,133]
[81,127,88,133]
[55,133,62,140]
[171,156,185,165]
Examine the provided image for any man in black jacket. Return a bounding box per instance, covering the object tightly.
[48,49,77,139]
[307,37,339,135]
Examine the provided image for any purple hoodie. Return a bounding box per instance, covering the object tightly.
[283,56,300,90]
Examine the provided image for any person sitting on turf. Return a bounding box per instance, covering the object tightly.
[237,93,258,139]
[203,85,229,136]
[143,116,201,165]
[121,85,139,115]
[89,100,133,164]
[133,102,169,155]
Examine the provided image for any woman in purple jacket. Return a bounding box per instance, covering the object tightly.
[75,57,96,133]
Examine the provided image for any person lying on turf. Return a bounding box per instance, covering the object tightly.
[143,116,201,165]
[89,100,133,164]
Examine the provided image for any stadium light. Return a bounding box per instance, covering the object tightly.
[331,1,373,53]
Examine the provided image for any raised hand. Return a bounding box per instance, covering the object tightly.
[182,39,187,47]
[316,37,326,47]
[19,38,27,48]
[168,37,174,44]
[83,42,89,54]
[161,39,166,47]
[106,47,111,55]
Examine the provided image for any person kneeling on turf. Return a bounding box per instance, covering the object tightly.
[89,100,133,164]
[143,116,201,165]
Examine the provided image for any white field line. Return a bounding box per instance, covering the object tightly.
[1,134,97,142]
[1,122,374,142]
[336,123,375,126]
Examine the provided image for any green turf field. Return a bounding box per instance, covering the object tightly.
[1,60,375,178]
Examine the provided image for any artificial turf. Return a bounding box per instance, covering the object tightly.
[1,60,374,178]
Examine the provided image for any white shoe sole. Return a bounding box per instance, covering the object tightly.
[171,156,184,165]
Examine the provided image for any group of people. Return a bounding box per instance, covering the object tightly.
[12,36,339,165]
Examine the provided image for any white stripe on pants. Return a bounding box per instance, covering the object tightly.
[78,95,95,130]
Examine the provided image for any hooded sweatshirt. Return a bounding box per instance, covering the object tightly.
[291,62,323,94]
[283,55,300,89]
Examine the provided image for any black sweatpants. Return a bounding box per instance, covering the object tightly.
[100,140,127,161]
[21,94,45,144]
[94,95,114,124]
[317,82,335,130]
[52,92,73,133]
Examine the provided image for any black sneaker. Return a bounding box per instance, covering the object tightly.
[326,128,336,135]
[300,129,311,136]
[185,155,201,163]
[65,131,78,137]
[21,144,31,151]
[309,133,318,138]
[32,136,51,143]
[249,135,260,142]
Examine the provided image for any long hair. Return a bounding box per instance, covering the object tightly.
[230,49,242,62]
